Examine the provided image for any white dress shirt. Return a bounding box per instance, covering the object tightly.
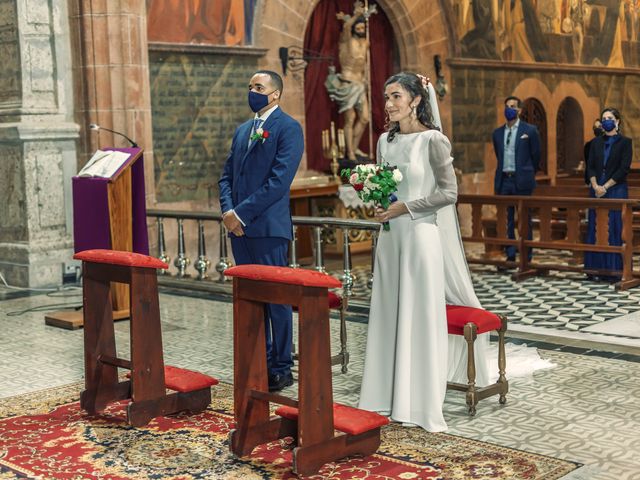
[503,119,519,172]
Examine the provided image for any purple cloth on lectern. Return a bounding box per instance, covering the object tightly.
[72,147,149,255]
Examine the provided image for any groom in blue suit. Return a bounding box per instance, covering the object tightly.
[492,96,541,262]
[218,70,304,392]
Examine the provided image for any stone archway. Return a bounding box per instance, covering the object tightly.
[511,78,553,179]
[521,98,549,175]
[556,97,585,174]
[251,0,454,168]
[511,78,598,182]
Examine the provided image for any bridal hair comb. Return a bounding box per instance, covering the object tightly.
[416,74,430,89]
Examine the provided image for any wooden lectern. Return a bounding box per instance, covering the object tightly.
[45,147,149,329]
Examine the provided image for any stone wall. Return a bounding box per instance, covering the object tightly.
[149,45,264,205]
[68,0,155,205]
[252,0,455,160]
[0,0,79,287]
[144,0,454,200]
[450,62,639,193]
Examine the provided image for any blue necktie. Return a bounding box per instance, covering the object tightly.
[252,118,263,136]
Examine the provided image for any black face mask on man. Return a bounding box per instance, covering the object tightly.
[593,126,604,137]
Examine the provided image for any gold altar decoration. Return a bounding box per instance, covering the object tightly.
[322,122,345,181]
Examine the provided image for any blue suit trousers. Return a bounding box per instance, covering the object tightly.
[497,175,533,260]
[230,236,293,376]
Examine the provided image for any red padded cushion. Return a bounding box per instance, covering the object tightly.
[74,249,168,270]
[163,365,218,393]
[328,291,342,309]
[446,305,503,335]
[125,365,218,392]
[275,403,389,436]
[224,265,341,288]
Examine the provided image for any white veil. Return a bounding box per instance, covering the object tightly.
[426,83,491,386]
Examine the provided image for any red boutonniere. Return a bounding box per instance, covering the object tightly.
[250,128,270,143]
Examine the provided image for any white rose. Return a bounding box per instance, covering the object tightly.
[349,173,359,184]
[364,178,379,190]
[392,169,403,182]
[256,128,264,135]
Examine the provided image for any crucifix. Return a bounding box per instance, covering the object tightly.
[325,0,377,163]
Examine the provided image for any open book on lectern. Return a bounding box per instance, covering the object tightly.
[77,149,131,178]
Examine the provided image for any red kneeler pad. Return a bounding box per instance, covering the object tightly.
[127,366,218,393]
[224,264,342,288]
[163,365,218,392]
[74,249,168,270]
[446,304,502,335]
[276,403,389,436]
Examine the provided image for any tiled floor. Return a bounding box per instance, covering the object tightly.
[1,272,640,479]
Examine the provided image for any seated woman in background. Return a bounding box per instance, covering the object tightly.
[585,107,633,281]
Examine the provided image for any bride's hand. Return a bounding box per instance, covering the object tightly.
[375,202,409,222]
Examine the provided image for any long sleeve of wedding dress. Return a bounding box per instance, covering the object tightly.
[405,133,458,218]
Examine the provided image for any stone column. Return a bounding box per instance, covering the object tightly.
[0,0,79,287]
[69,0,155,207]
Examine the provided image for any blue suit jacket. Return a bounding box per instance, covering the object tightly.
[218,107,304,240]
[492,120,541,193]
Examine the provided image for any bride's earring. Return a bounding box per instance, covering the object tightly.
[411,105,417,118]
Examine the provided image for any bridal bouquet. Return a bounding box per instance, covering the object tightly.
[341,163,403,231]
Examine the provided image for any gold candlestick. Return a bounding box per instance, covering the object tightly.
[322,122,341,182]
[337,128,346,158]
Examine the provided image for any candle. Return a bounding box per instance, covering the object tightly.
[330,121,336,144]
[322,130,328,151]
[338,129,345,149]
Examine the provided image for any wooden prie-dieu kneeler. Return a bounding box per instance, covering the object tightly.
[75,249,218,427]
[224,265,389,476]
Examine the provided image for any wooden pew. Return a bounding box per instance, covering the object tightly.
[460,193,640,290]
[532,185,640,244]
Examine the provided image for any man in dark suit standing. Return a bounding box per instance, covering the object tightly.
[492,96,541,262]
[218,70,304,392]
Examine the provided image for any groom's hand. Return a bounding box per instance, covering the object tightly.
[223,211,244,236]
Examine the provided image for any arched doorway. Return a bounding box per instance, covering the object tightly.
[520,98,548,175]
[556,97,584,174]
[303,0,397,172]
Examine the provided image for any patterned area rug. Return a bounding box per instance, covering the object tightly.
[0,383,580,479]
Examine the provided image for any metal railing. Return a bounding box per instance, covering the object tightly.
[147,209,380,297]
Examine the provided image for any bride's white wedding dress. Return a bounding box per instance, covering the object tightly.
[358,128,471,432]
[358,83,552,432]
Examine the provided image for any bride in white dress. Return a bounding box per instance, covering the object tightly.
[358,72,493,432]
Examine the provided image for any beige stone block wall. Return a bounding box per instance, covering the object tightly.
[69,0,155,206]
